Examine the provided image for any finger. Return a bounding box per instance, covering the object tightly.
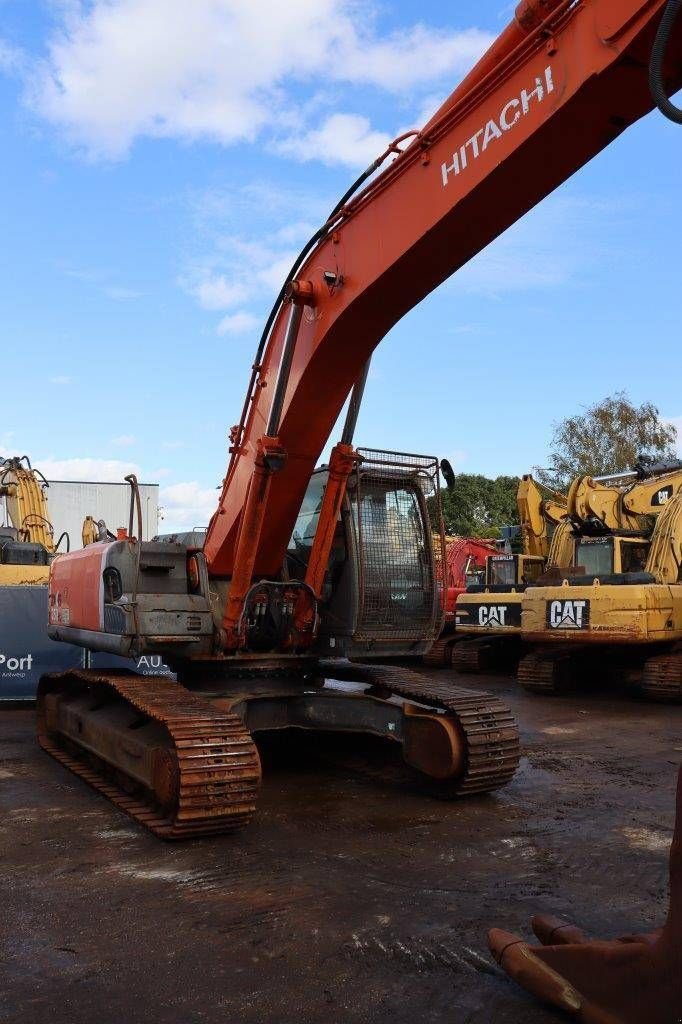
[488,928,583,1016]
[532,914,590,946]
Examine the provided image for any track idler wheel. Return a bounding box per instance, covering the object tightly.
[402,705,465,780]
[488,766,682,1023]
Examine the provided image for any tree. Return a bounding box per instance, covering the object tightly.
[535,392,677,491]
[440,473,520,537]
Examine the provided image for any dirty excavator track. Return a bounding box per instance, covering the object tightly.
[422,636,456,668]
[450,639,495,675]
[329,662,520,796]
[641,650,682,703]
[517,650,569,695]
[37,671,262,840]
[37,663,519,839]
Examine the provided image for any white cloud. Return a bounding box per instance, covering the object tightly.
[38,457,141,482]
[190,274,248,311]
[50,374,71,385]
[22,1,492,161]
[161,440,188,450]
[160,480,217,530]
[275,113,390,169]
[111,434,136,447]
[181,182,324,331]
[216,310,260,336]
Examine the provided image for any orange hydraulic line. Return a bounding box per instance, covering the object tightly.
[221,436,285,646]
[302,442,357,602]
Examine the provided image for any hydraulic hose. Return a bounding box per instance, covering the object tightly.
[650,0,682,123]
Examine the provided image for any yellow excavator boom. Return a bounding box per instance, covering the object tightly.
[0,456,56,554]
[516,475,568,560]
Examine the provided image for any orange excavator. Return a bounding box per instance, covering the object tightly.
[37,0,681,1012]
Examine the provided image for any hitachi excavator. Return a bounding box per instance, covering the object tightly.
[35,0,682,1014]
[39,442,521,837]
[518,459,682,698]
[0,456,68,585]
[443,475,568,672]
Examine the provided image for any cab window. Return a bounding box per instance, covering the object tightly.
[287,474,327,575]
[575,539,613,576]
[620,542,650,574]
[488,558,516,586]
[521,560,543,584]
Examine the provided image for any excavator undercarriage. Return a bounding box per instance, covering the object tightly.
[37,662,519,839]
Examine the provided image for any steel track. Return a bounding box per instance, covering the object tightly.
[326,661,519,795]
[37,671,262,839]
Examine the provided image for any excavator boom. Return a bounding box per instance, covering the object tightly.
[204,0,682,599]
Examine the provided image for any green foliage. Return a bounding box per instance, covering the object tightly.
[440,473,520,537]
[536,392,677,491]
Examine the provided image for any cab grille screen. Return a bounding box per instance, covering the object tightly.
[351,449,445,641]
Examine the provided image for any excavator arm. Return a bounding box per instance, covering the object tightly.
[517,475,567,559]
[0,456,57,554]
[566,461,682,532]
[203,0,682,648]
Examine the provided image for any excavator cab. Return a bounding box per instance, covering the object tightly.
[485,553,545,588]
[287,449,444,659]
[573,535,651,577]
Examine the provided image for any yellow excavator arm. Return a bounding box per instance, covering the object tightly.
[644,492,682,584]
[0,456,56,553]
[567,460,682,533]
[516,475,568,560]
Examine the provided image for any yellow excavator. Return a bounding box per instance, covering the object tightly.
[518,459,682,698]
[450,475,568,672]
[0,456,67,585]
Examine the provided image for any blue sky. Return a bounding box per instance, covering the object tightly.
[1,1,681,530]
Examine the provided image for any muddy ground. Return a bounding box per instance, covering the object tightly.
[1,670,679,1024]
